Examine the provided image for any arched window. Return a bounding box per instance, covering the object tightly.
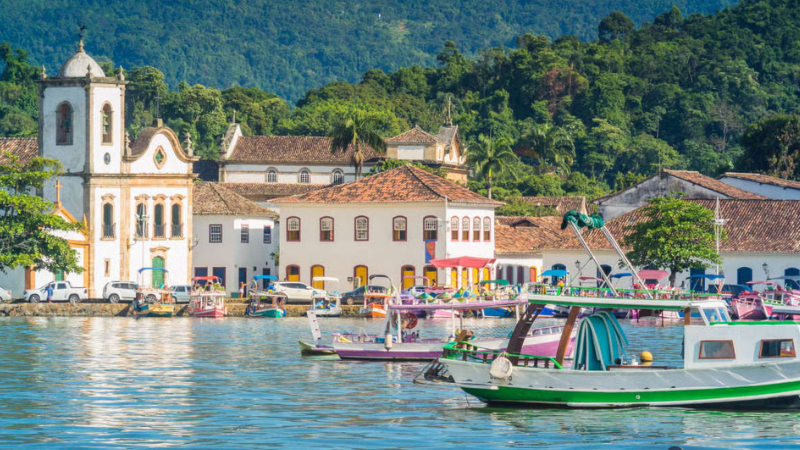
[320,217,334,241]
[287,217,301,241]
[153,203,165,238]
[332,170,344,184]
[424,265,438,286]
[56,102,73,145]
[286,265,300,282]
[737,267,753,285]
[473,217,481,241]
[171,203,182,238]
[461,217,470,241]
[299,170,310,184]
[135,202,148,238]
[423,216,437,241]
[551,263,567,286]
[483,217,491,241]
[102,202,114,238]
[267,169,277,183]
[450,216,459,241]
[355,216,369,241]
[393,216,407,241]
[101,103,113,144]
[506,266,514,284]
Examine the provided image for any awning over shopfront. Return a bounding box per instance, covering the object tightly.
[429,256,496,269]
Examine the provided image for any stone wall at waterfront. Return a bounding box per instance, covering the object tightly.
[0,302,363,318]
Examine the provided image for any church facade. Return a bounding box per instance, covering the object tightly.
[14,42,198,297]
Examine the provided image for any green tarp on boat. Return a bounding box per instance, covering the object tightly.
[561,210,605,230]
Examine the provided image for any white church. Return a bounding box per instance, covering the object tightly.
[0,41,197,298]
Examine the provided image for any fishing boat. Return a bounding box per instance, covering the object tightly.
[186,276,227,318]
[246,275,286,318]
[439,292,800,409]
[477,280,516,318]
[359,274,395,318]
[299,310,338,356]
[131,267,174,318]
[309,277,342,318]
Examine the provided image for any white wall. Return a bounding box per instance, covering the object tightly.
[41,86,86,174]
[193,215,279,295]
[91,86,124,175]
[222,163,368,184]
[130,133,190,175]
[397,145,425,161]
[718,177,800,200]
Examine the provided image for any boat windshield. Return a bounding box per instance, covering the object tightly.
[699,306,730,324]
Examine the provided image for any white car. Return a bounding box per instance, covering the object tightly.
[272,282,325,304]
[0,285,11,303]
[171,285,192,304]
[24,281,87,304]
[102,281,138,303]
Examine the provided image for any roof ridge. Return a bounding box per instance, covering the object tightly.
[210,183,235,214]
[403,165,447,200]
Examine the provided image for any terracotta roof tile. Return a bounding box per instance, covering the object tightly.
[228,136,383,164]
[386,125,438,144]
[720,172,800,191]
[436,125,459,150]
[544,199,800,253]
[663,169,765,199]
[273,165,503,206]
[521,196,586,214]
[193,183,278,217]
[494,216,564,254]
[223,182,328,201]
[0,138,37,165]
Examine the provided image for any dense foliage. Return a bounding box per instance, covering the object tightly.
[0,0,733,102]
[3,0,800,201]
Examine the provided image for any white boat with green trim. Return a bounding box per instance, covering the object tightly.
[440,295,800,409]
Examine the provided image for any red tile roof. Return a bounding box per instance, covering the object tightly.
[193,183,277,216]
[385,126,438,144]
[0,138,37,165]
[227,136,383,164]
[223,182,328,201]
[544,200,800,253]
[273,165,503,206]
[495,216,564,255]
[521,196,586,214]
[720,172,800,191]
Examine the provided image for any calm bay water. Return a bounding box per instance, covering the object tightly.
[0,316,798,449]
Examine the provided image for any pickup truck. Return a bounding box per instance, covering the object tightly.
[24,281,88,304]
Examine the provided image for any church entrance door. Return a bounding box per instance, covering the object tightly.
[152,256,165,288]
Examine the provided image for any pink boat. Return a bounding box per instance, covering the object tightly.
[186,276,227,318]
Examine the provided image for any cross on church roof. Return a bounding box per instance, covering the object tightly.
[55,179,63,206]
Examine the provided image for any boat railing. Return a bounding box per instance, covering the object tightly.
[528,285,724,302]
[441,341,563,370]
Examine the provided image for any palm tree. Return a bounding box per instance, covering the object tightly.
[329,111,387,179]
[525,123,575,175]
[467,134,518,199]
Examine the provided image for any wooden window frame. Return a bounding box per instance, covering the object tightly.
[392,216,407,242]
[298,169,310,184]
[483,216,491,241]
[450,216,459,241]
[698,340,736,360]
[266,168,278,183]
[461,216,470,241]
[320,217,334,242]
[423,215,438,241]
[759,339,797,358]
[209,224,223,244]
[286,264,301,280]
[473,217,481,241]
[332,170,344,185]
[286,217,301,242]
[354,216,369,241]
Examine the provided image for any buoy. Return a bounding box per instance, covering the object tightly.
[640,351,653,362]
[489,355,514,379]
[384,333,393,349]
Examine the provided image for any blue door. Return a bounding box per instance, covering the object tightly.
[262,268,271,289]
[238,267,247,293]
[786,268,800,289]
[690,268,705,292]
[737,267,753,285]
[212,267,226,291]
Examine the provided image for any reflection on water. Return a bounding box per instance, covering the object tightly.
[0,316,797,448]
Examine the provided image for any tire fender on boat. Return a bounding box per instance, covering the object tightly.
[490,354,513,379]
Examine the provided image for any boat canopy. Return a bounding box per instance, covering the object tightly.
[637,269,669,280]
[193,276,221,282]
[579,276,603,281]
[527,293,727,311]
[311,277,339,283]
[254,275,278,281]
[388,298,525,311]
[770,276,800,281]
[746,280,776,285]
[479,279,509,285]
[138,267,168,273]
[541,269,567,277]
[689,274,725,279]
[610,273,632,279]
[429,256,495,269]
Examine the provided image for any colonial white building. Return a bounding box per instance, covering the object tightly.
[273,165,502,292]
[719,172,800,200]
[384,123,468,184]
[0,42,197,297]
[493,216,565,285]
[192,183,279,295]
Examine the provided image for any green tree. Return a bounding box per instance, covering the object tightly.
[598,11,634,43]
[520,122,575,174]
[739,114,800,180]
[496,197,558,217]
[0,152,83,273]
[623,196,723,287]
[328,110,387,179]
[467,134,518,199]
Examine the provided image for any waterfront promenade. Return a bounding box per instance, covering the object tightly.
[0,301,362,317]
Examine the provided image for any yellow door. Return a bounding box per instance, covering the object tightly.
[402,266,415,290]
[461,269,469,290]
[355,266,368,287]
[311,265,324,289]
[287,265,300,282]
[451,269,458,289]
[483,268,490,282]
[471,268,478,288]
[424,266,437,286]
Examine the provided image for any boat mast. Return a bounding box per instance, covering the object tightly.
[713,197,727,291]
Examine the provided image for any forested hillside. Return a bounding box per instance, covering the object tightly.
[2,0,800,202]
[0,0,733,101]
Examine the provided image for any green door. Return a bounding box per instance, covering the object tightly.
[152,257,165,287]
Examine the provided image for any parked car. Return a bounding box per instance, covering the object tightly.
[171,285,192,303]
[341,285,388,305]
[272,282,325,304]
[24,281,88,304]
[102,281,138,303]
[0,285,11,303]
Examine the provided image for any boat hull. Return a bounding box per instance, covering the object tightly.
[299,340,337,356]
[247,308,285,318]
[360,305,385,318]
[445,358,800,409]
[188,306,226,318]
[135,303,174,318]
